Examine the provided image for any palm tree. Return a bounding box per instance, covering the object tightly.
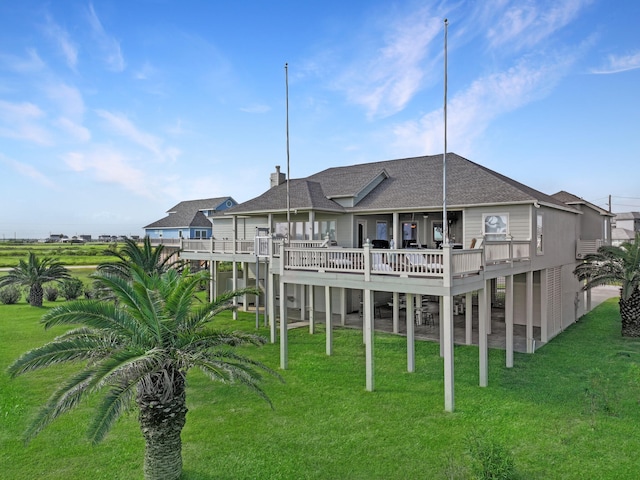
[574,233,640,336]
[0,252,71,307]
[97,236,182,279]
[7,266,280,480]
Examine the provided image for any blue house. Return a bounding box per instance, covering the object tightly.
[144,197,237,241]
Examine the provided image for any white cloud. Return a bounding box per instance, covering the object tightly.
[486,0,593,51]
[333,6,444,118]
[44,82,85,120]
[54,117,91,142]
[392,54,575,155]
[0,100,52,145]
[43,14,78,70]
[1,154,57,188]
[240,104,271,114]
[87,3,125,72]
[591,51,640,74]
[0,48,46,73]
[63,148,154,198]
[95,109,168,160]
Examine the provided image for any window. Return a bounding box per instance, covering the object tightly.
[376,221,388,240]
[536,212,543,254]
[402,222,417,248]
[483,213,508,240]
[275,220,336,241]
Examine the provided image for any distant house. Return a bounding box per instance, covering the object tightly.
[612,211,640,246]
[144,197,237,241]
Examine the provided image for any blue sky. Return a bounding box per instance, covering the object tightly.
[1,0,639,239]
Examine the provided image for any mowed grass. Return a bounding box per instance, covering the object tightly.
[2,298,640,479]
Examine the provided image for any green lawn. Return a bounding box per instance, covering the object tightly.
[1,298,639,479]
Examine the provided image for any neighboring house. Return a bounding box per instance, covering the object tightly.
[612,211,640,246]
[176,153,611,411]
[550,191,615,257]
[144,197,237,241]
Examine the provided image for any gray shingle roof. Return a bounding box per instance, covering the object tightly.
[551,191,613,216]
[144,197,234,230]
[144,210,212,229]
[167,197,232,214]
[229,153,575,215]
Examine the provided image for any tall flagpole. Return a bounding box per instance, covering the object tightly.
[442,19,449,246]
[285,63,291,245]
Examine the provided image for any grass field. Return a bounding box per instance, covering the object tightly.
[1,296,639,479]
[0,242,118,268]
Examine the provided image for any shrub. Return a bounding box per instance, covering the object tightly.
[44,286,59,302]
[0,285,21,304]
[60,278,84,300]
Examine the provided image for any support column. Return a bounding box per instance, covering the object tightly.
[269,269,276,343]
[442,245,454,412]
[232,261,238,320]
[300,285,306,321]
[340,288,346,326]
[443,293,454,412]
[407,296,415,373]
[465,292,473,345]
[209,260,216,302]
[541,269,549,343]
[308,286,315,334]
[325,285,332,355]
[526,270,534,353]
[505,275,514,368]
[212,260,218,299]
[280,281,288,370]
[393,291,400,334]
[479,282,488,387]
[243,262,248,312]
[407,293,415,372]
[364,288,375,391]
[439,296,444,357]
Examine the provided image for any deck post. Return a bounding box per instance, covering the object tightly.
[280,280,288,370]
[393,291,400,333]
[325,285,333,355]
[309,286,315,334]
[541,269,549,343]
[269,268,276,343]
[340,288,346,326]
[300,285,306,321]
[209,260,215,303]
[439,296,444,357]
[232,261,238,320]
[526,270,534,353]
[442,245,454,412]
[364,288,375,391]
[505,274,514,368]
[479,281,488,387]
[465,292,473,345]
[406,293,415,373]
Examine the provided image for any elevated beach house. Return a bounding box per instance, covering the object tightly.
[144,196,237,243]
[157,154,612,411]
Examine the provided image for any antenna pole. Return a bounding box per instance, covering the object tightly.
[285,63,291,245]
[442,19,449,246]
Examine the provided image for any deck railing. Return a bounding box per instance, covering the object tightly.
[484,240,530,264]
[283,247,485,278]
[176,237,530,277]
